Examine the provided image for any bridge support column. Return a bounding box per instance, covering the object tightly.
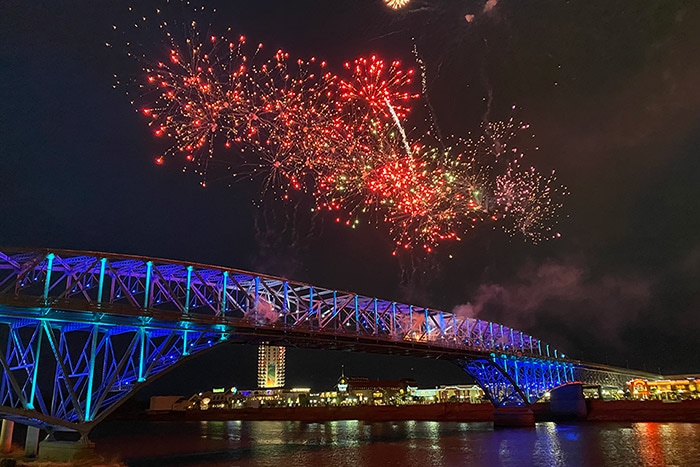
[0,420,14,453]
[24,426,40,458]
[550,382,587,420]
[38,436,95,462]
[493,407,535,427]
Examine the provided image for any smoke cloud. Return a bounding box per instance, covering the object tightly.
[246,298,280,324]
[453,260,653,355]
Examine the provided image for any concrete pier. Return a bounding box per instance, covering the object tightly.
[37,436,95,463]
[37,440,95,462]
[0,420,13,453]
[493,407,535,427]
[24,426,40,459]
[550,382,588,420]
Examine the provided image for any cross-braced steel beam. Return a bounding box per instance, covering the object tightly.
[0,310,224,434]
[458,355,576,407]
[0,248,558,360]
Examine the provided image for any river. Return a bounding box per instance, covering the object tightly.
[90,420,700,466]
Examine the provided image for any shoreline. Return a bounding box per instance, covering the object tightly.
[135,399,700,424]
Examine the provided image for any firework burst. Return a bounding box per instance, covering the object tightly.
[115,7,566,253]
[383,0,411,10]
[338,56,418,125]
[495,161,567,243]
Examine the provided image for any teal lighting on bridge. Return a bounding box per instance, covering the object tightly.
[221,271,228,313]
[373,299,378,332]
[254,276,260,309]
[138,327,146,382]
[282,281,289,314]
[97,257,107,304]
[215,324,228,341]
[309,286,314,316]
[42,253,54,300]
[184,265,193,313]
[27,324,43,411]
[183,331,189,356]
[84,324,99,421]
[143,261,153,309]
[354,295,359,332]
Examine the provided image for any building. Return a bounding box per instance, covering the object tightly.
[148,395,188,413]
[406,385,485,404]
[187,387,311,409]
[436,385,485,404]
[628,375,700,400]
[336,372,417,405]
[151,380,487,413]
[257,343,285,388]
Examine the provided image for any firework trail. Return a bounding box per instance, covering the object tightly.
[114,6,566,253]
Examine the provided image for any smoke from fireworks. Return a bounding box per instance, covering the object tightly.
[113,6,566,253]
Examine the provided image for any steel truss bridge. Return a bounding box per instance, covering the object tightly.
[0,248,659,436]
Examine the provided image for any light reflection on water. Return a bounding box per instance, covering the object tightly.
[92,420,700,467]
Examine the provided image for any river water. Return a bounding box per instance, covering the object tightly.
[91,420,700,467]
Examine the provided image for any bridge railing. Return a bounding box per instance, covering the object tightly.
[0,248,565,361]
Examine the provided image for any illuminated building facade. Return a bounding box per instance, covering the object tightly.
[257,343,286,388]
[336,376,415,405]
[628,376,700,400]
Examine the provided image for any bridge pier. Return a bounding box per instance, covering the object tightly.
[24,426,40,459]
[37,433,95,462]
[493,407,535,427]
[549,382,587,420]
[0,420,13,453]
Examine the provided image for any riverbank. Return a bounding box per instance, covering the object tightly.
[140,399,700,424]
[145,402,495,423]
[586,399,700,422]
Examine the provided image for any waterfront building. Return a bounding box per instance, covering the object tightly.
[436,385,485,404]
[406,385,485,404]
[628,375,700,400]
[336,374,416,405]
[581,385,625,400]
[177,387,312,410]
[148,395,188,413]
[151,366,488,413]
[237,387,311,407]
[149,375,700,414]
[411,387,439,403]
[257,343,286,388]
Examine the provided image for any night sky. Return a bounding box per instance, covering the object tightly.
[1,0,699,397]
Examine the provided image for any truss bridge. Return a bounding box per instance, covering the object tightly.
[0,248,660,435]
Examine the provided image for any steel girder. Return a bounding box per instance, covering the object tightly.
[0,248,561,360]
[574,366,648,389]
[0,307,225,434]
[458,355,576,407]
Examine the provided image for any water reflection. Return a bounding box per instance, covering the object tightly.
[91,420,700,467]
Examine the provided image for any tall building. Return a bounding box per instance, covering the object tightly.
[257,343,285,388]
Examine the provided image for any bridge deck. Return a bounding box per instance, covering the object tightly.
[0,248,565,361]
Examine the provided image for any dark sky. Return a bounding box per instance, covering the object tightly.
[1,0,699,397]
